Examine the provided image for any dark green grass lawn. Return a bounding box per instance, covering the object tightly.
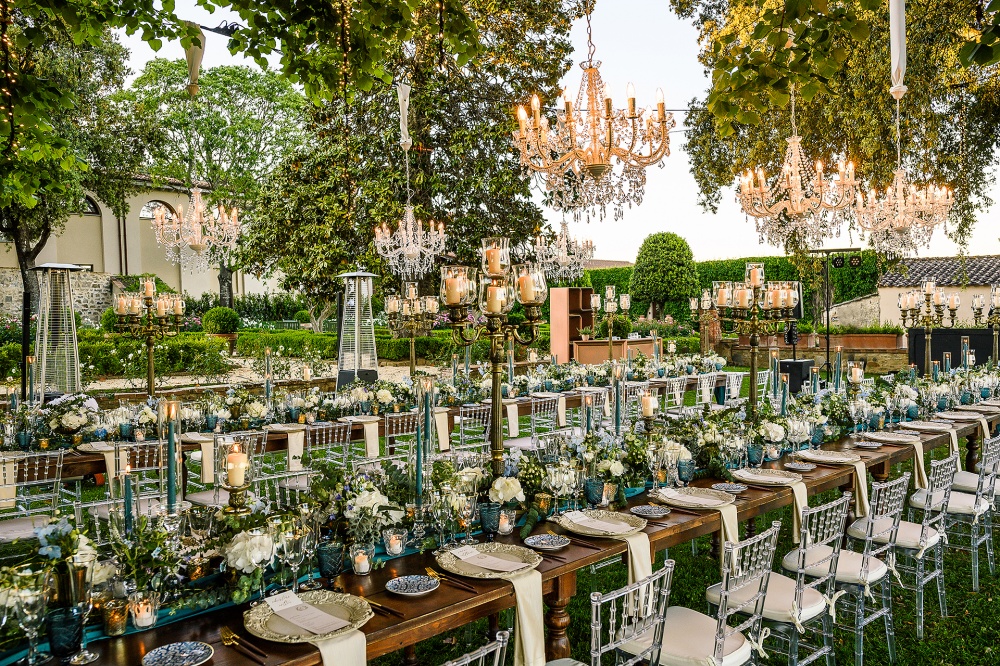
[376,452,1000,666]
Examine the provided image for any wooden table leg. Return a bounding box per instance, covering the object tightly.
[967,432,980,473]
[544,573,576,661]
[871,460,891,483]
[745,516,757,538]
[403,645,418,666]
[488,613,500,642]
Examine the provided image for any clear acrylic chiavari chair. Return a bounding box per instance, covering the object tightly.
[456,404,491,454]
[659,523,780,666]
[916,436,1000,592]
[892,455,957,639]
[547,560,676,666]
[0,451,65,544]
[441,631,509,666]
[743,494,851,666]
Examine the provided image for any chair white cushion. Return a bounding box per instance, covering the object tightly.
[0,515,51,543]
[782,545,888,586]
[952,470,984,494]
[618,606,751,666]
[185,489,229,507]
[847,517,940,553]
[504,436,536,451]
[90,497,161,521]
[909,489,990,517]
[706,572,826,626]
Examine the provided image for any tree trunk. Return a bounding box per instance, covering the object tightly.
[218,264,234,309]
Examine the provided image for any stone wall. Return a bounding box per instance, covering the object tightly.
[717,338,909,373]
[828,293,881,328]
[0,268,112,324]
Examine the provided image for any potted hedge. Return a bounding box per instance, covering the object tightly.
[202,307,241,354]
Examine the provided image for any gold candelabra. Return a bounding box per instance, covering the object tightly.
[972,286,1000,365]
[590,286,630,361]
[113,279,185,397]
[439,240,547,475]
[690,263,800,422]
[898,280,958,377]
[385,283,439,376]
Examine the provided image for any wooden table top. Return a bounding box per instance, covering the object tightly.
[73,413,997,666]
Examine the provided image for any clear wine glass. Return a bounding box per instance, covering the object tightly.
[297,506,323,591]
[459,494,478,545]
[277,525,307,594]
[431,495,453,554]
[848,401,862,439]
[69,551,98,664]
[12,564,52,666]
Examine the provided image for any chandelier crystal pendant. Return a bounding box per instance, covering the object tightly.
[375,82,446,280]
[512,5,675,222]
[151,187,240,273]
[533,220,595,282]
[737,89,858,248]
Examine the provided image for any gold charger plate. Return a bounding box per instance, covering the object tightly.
[435,542,541,580]
[552,509,646,537]
[243,590,373,644]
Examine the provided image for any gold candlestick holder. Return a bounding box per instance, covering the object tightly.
[221,482,252,516]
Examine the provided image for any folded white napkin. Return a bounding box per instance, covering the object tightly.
[912,442,928,490]
[199,441,215,483]
[734,470,797,486]
[315,628,366,666]
[658,488,727,508]
[287,430,305,472]
[790,481,808,544]
[362,422,379,457]
[506,403,520,438]
[716,504,740,573]
[0,458,16,509]
[852,461,870,518]
[101,449,130,482]
[434,408,451,452]
[510,568,545,666]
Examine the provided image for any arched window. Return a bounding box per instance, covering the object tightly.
[139,200,176,219]
[82,196,101,216]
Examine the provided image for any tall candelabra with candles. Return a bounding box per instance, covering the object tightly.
[385,283,440,377]
[591,286,630,361]
[113,279,185,397]
[972,286,1000,365]
[439,239,548,475]
[898,280,959,377]
[690,263,800,422]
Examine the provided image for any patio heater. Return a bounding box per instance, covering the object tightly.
[32,264,84,403]
[336,271,380,389]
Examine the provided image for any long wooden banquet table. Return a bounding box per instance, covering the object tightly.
[76,403,998,666]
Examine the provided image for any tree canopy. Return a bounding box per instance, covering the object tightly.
[629,232,700,321]
[675,0,1000,252]
[238,0,576,312]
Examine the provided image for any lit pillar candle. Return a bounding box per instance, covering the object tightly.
[445,275,461,305]
[949,293,961,309]
[486,285,504,313]
[303,366,312,382]
[717,287,729,307]
[226,444,248,487]
[518,273,536,303]
[749,268,763,287]
[737,288,750,308]
[165,401,178,512]
[943,352,951,373]
[498,511,511,533]
[144,279,155,297]
[155,298,166,317]
[485,248,501,275]
[932,360,940,381]
[173,297,184,315]
[354,550,371,575]
[810,366,819,393]
[641,394,657,417]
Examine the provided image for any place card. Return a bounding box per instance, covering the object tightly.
[265,591,349,634]
[564,510,630,533]
[451,546,529,572]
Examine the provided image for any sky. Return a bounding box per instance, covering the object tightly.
[116,0,1000,264]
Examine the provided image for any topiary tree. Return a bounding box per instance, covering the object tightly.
[202,307,241,335]
[629,233,699,321]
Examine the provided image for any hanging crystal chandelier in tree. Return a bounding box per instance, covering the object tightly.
[737,88,859,248]
[374,82,446,280]
[851,2,952,256]
[534,220,595,282]
[151,188,240,273]
[511,3,675,222]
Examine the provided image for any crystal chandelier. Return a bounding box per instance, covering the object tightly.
[512,5,675,222]
[852,102,952,255]
[151,187,240,273]
[533,220,595,282]
[737,89,858,248]
[374,83,446,280]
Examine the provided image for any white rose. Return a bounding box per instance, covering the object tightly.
[597,460,613,474]
[608,461,625,477]
[677,446,693,461]
[488,477,525,503]
[376,390,394,404]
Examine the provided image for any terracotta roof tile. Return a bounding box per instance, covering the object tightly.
[878,255,1000,288]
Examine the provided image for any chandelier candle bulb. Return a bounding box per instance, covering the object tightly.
[626,82,636,117]
[226,444,248,487]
